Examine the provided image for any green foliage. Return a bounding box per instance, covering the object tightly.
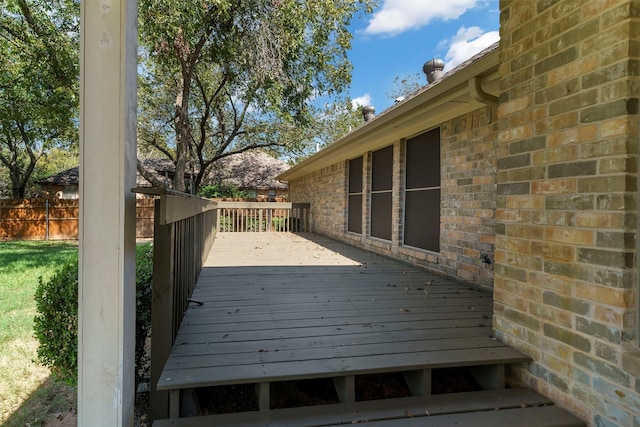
[33,244,154,386]
[33,259,78,385]
[0,241,78,424]
[271,217,287,232]
[0,0,79,198]
[308,97,363,155]
[134,244,153,385]
[218,215,233,232]
[198,182,249,199]
[137,0,376,193]
[0,241,78,347]
[386,72,424,101]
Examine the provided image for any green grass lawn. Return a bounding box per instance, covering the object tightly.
[0,241,78,425]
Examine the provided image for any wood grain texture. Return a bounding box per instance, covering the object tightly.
[157,233,528,391]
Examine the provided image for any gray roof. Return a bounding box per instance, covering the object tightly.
[209,151,289,190]
[37,152,288,190]
[36,164,153,187]
[37,166,79,186]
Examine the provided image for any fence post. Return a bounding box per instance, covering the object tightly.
[149,199,174,420]
[45,199,49,241]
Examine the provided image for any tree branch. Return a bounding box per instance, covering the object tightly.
[136,159,169,188]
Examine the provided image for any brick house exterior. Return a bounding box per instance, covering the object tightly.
[279,1,640,425]
[281,43,501,287]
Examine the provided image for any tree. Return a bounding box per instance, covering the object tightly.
[286,97,363,162]
[137,0,375,193]
[0,0,78,198]
[386,72,424,103]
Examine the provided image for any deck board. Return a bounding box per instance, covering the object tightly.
[153,388,588,427]
[158,233,528,392]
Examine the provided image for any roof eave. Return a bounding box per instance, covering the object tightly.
[278,46,499,182]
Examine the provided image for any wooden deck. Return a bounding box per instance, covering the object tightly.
[154,233,584,426]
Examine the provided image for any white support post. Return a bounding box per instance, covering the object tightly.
[78,1,138,425]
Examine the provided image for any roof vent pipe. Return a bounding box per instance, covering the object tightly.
[423,58,445,83]
[362,105,375,122]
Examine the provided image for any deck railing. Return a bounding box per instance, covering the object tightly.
[216,201,310,232]
[133,187,218,420]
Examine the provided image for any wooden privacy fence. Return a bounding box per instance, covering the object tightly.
[133,187,218,420]
[0,198,155,240]
[216,201,310,232]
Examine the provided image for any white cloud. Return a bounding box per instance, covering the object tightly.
[443,26,500,70]
[352,94,372,109]
[364,0,481,36]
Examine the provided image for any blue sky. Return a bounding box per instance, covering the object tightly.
[346,0,500,112]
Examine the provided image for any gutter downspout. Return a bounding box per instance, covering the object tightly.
[469,76,499,106]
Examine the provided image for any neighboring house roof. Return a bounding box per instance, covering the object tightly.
[209,151,289,190]
[37,152,289,190]
[36,164,153,187]
[37,167,79,186]
[278,41,500,182]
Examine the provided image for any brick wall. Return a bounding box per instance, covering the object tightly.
[439,107,498,287]
[496,0,640,425]
[288,105,499,288]
[288,162,348,239]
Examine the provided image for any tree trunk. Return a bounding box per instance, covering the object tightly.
[173,75,189,192]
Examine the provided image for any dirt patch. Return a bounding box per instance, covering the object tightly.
[43,411,77,427]
[432,367,481,394]
[39,389,150,427]
[356,373,412,401]
[197,384,259,414]
[272,378,339,409]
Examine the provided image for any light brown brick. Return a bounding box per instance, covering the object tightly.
[544,227,595,245]
[547,55,599,85]
[531,178,577,194]
[574,282,627,308]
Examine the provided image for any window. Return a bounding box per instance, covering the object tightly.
[61,185,78,199]
[371,146,393,240]
[348,157,363,234]
[404,128,440,251]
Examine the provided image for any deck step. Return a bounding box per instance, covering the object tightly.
[153,388,586,427]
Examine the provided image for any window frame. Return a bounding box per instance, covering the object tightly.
[347,156,363,234]
[403,128,441,252]
[370,145,393,241]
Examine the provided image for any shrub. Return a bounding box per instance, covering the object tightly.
[34,244,154,387]
[198,182,249,199]
[135,244,153,386]
[34,259,78,385]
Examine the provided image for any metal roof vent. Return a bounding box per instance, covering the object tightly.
[362,105,375,122]
[423,58,445,83]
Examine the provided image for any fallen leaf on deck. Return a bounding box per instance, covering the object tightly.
[400,308,410,312]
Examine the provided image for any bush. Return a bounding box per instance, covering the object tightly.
[34,244,154,387]
[34,259,78,385]
[198,182,249,199]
